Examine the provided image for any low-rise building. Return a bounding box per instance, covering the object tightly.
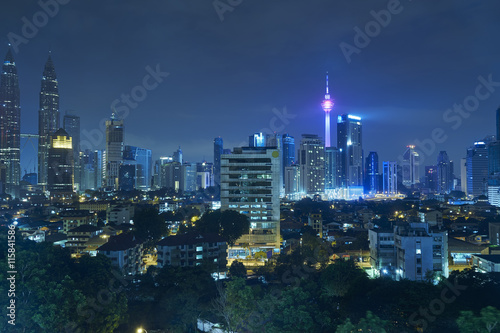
[157,232,227,271]
[369,223,449,281]
[97,233,144,275]
[106,203,134,225]
[308,213,323,238]
[60,210,96,234]
[472,254,500,273]
[419,209,443,227]
[66,225,102,255]
[369,229,396,277]
[394,223,448,281]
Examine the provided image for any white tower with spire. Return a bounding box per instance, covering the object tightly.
[321,72,334,147]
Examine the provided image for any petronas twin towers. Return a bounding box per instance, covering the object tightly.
[0,48,60,197]
[38,54,60,190]
[0,49,21,197]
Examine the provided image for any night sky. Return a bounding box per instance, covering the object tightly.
[2,0,500,177]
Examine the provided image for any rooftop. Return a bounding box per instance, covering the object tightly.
[474,255,500,264]
[157,232,226,247]
[97,233,142,252]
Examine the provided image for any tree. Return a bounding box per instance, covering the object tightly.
[320,259,368,298]
[133,206,168,243]
[195,210,249,246]
[229,260,247,278]
[336,311,388,333]
[213,277,259,332]
[457,306,500,333]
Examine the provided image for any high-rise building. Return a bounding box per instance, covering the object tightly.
[337,114,363,187]
[298,134,325,194]
[321,72,334,148]
[48,128,73,201]
[282,134,295,180]
[0,48,21,197]
[425,166,438,192]
[162,161,183,192]
[173,146,182,164]
[466,141,489,197]
[365,151,379,194]
[118,164,136,191]
[38,54,59,191]
[221,146,281,259]
[402,145,420,187]
[214,137,223,190]
[383,161,397,195]
[437,151,453,194]
[123,145,152,190]
[197,162,213,189]
[249,133,265,147]
[325,147,340,190]
[105,113,124,190]
[63,111,80,191]
[284,164,300,195]
[183,162,197,192]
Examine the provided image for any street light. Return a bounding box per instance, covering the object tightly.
[137,328,147,333]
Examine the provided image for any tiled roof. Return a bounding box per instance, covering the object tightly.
[68,224,101,233]
[157,232,226,247]
[97,233,142,252]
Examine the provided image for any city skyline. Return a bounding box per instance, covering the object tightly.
[1,1,499,178]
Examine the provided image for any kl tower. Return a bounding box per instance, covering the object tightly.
[321,72,334,147]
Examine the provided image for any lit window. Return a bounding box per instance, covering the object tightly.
[416,249,421,254]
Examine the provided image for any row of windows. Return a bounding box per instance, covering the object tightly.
[228,174,272,180]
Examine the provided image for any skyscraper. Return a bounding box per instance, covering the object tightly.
[402,145,420,187]
[325,147,340,190]
[249,133,265,147]
[321,72,334,148]
[214,137,223,190]
[123,145,152,190]
[38,54,59,191]
[63,111,80,190]
[105,113,124,190]
[437,151,453,194]
[282,134,295,190]
[0,48,21,197]
[173,146,183,164]
[48,128,73,201]
[425,166,438,192]
[221,146,281,260]
[337,114,363,187]
[298,134,325,194]
[365,151,380,194]
[383,161,397,195]
[466,141,489,197]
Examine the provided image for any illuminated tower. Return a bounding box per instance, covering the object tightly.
[105,113,124,190]
[402,145,420,187]
[321,72,334,148]
[337,114,363,187]
[38,53,60,191]
[48,128,74,202]
[0,47,21,197]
